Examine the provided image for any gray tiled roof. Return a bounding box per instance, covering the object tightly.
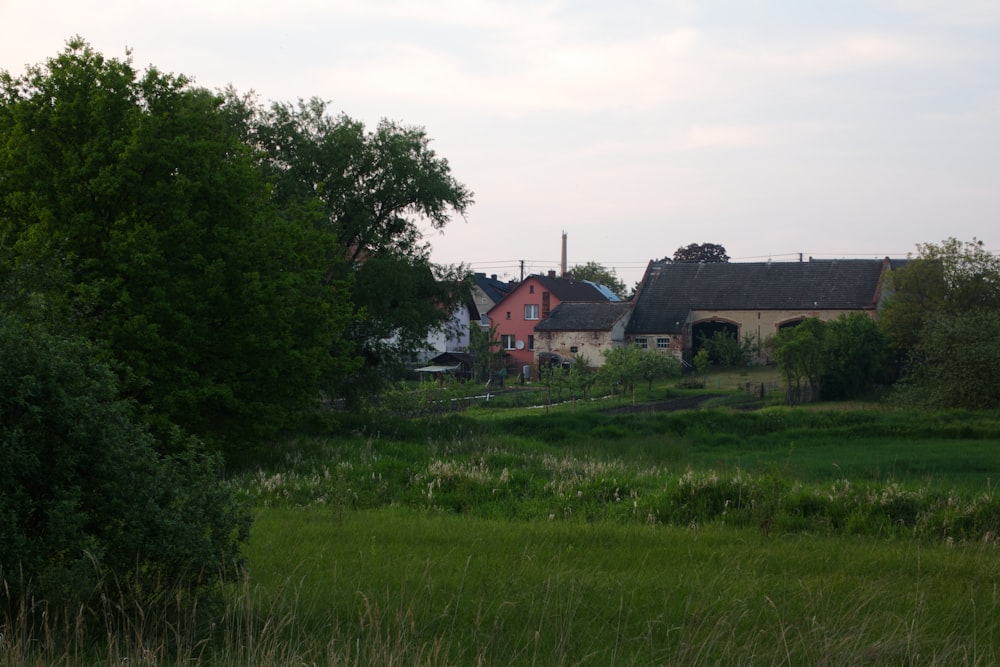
[535,301,632,331]
[474,273,514,304]
[531,273,611,301]
[627,259,888,334]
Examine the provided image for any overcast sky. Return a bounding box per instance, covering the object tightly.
[3,1,998,287]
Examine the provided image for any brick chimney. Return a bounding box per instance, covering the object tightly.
[561,231,567,277]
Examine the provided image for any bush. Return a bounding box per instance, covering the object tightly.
[901,309,1000,409]
[0,315,251,626]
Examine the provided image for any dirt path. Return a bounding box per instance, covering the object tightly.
[601,394,723,415]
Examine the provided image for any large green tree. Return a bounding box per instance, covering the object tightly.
[880,238,1000,409]
[820,313,890,400]
[769,319,826,404]
[768,315,890,404]
[240,97,474,394]
[880,237,1000,366]
[0,39,356,452]
[672,242,730,263]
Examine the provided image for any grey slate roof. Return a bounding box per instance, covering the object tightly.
[535,301,632,332]
[530,273,610,301]
[474,272,514,304]
[627,259,888,334]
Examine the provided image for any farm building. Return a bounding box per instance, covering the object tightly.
[533,301,632,368]
[625,258,901,362]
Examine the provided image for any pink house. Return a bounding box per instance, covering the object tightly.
[488,271,615,377]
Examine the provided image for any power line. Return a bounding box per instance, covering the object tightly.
[461,248,1000,281]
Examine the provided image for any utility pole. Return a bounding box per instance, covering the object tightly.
[520,259,525,281]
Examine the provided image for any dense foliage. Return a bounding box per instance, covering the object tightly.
[0,38,471,642]
[881,237,1000,408]
[768,314,889,403]
[902,309,1000,409]
[599,344,682,401]
[239,96,474,399]
[0,39,357,451]
[671,242,730,263]
[695,330,760,368]
[0,314,250,620]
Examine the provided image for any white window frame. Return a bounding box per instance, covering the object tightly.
[635,337,648,349]
[524,304,540,320]
[501,334,516,350]
[656,337,670,349]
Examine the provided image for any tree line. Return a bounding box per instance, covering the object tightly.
[0,38,472,455]
[0,38,471,623]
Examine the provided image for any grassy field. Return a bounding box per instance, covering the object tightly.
[240,508,1000,665]
[6,381,1000,665]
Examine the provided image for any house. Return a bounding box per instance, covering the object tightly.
[418,302,475,361]
[626,258,897,362]
[471,273,514,329]
[534,301,632,368]
[416,273,515,361]
[488,270,618,375]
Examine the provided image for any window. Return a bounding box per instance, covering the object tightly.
[635,337,648,349]
[542,292,551,317]
[656,337,670,349]
[528,335,534,350]
[480,314,490,326]
[529,284,535,294]
[506,311,511,320]
[524,304,539,320]
[501,334,516,350]
[570,346,578,353]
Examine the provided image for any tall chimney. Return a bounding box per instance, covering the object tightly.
[561,231,568,277]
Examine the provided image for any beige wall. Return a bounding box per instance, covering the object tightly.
[471,285,496,327]
[535,330,620,367]
[689,308,876,362]
[625,308,875,363]
[624,333,684,358]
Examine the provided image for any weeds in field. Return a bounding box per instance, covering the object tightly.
[232,407,1000,544]
[8,405,1000,664]
[6,511,1000,665]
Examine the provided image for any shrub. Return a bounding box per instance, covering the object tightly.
[901,309,1000,409]
[0,315,251,627]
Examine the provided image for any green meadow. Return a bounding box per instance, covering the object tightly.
[224,394,1000,665]
[241,509,1000,665]
[6,383,1000,665]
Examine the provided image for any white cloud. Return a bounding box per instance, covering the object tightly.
[888,0,1000,27]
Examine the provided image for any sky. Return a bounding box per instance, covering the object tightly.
[3,1,999,288]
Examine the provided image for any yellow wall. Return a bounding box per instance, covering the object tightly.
[535,330,620,367]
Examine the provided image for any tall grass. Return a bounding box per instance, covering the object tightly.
[233,407,1000,542]
[11,509,988,665]
[7,404,1000,664]
[245,507,1000,664]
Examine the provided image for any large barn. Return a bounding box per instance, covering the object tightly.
[625,258,902,362]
